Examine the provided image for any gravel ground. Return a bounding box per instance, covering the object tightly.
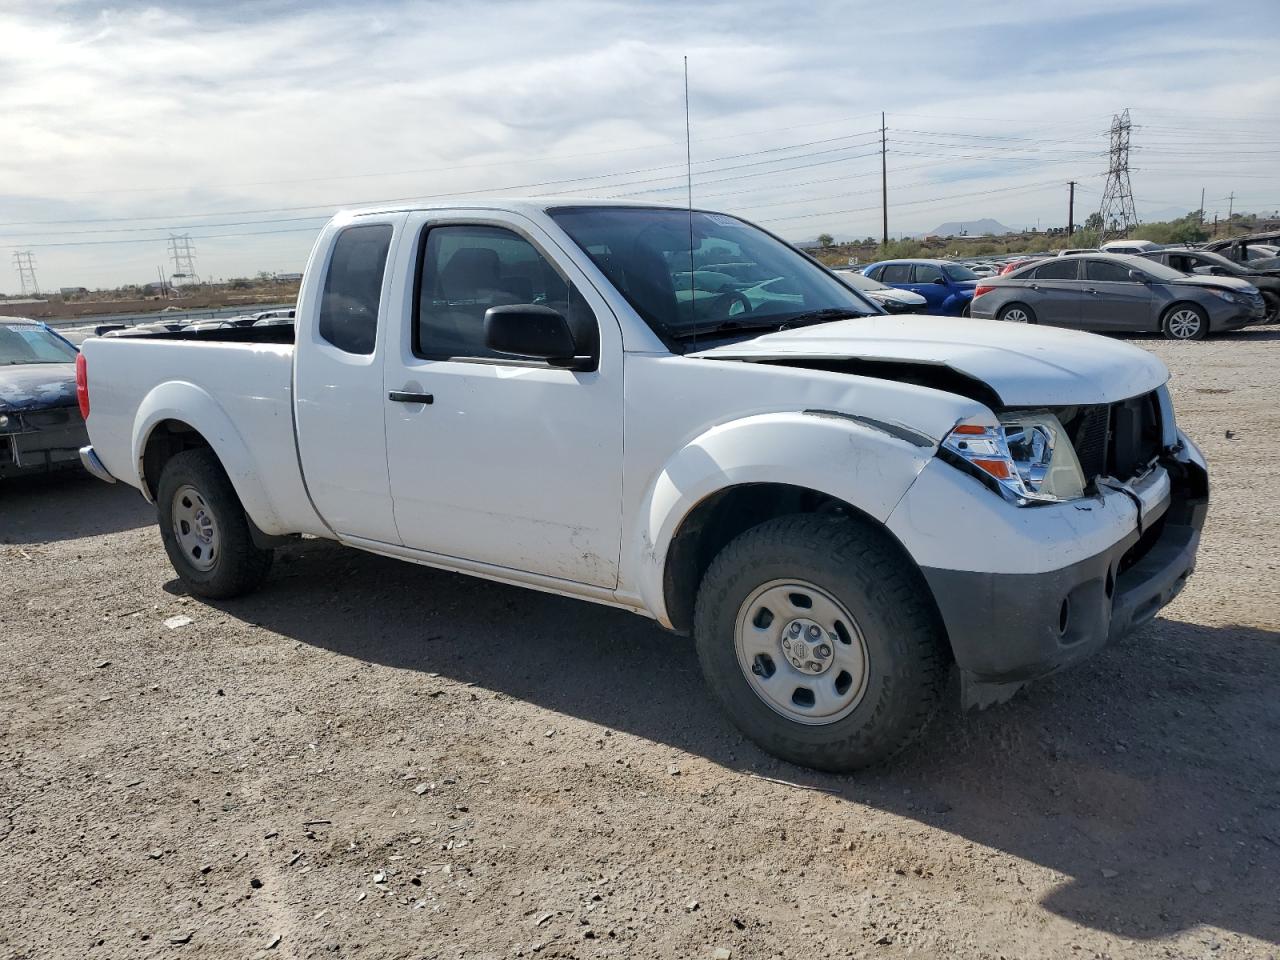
[2,327,1278,960]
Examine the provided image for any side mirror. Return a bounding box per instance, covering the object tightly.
[1127,270,1149,283]
[932,277,948,286]
[484,304,590,370]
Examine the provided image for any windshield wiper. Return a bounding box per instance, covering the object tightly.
[671,308,867,341]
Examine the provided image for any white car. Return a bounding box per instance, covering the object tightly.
[77,199,1208,772]
[832,269,928,313]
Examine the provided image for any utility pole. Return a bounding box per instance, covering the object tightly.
[1097,108,1138,241]
[1067,181,1077,237]
[1227,191,1235,220]
[880,112,888,246]
[12,251,39,295]
[1199,187,1205,225]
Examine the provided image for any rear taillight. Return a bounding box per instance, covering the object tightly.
[974,284,994,298]
[75,352,90,419]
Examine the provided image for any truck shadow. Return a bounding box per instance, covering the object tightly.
[0,472,154,544]
[207,538,1280,946]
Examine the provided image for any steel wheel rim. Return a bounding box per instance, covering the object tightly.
[1003,307,1030,323]
[1168,310,1201,339]
[734,579,870,726]
[171,483,219,572]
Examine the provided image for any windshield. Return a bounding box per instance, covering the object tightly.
[835,270,886,292]
[547,206,878,343]
[943,264,979,282]
[0,323,78,365]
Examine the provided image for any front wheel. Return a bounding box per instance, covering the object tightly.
[156,448,273,599]
[1162,303,1209,340]
[1262,290,1279,324]
[693,515,948,772]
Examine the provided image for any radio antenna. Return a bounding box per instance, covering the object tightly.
[684,56,697,331]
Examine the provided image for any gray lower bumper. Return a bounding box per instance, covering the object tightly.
[924,453,1208,709]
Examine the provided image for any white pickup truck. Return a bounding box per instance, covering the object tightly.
[78,200,1208,771]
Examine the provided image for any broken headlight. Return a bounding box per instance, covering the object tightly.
[941,412,1086,505]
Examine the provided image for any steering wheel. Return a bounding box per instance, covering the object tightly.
[708,289,753,319]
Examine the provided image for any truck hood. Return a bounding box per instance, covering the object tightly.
[689,316,1168,407]
[0,362,78,413]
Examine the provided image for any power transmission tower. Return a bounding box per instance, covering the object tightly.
[12,251,39,295]
[1096,109,1138,241]
[167,234,200,285]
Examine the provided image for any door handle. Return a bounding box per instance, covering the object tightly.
[1029,284,1040,291]
[389,391,433,404]
[1085,288,1099,294]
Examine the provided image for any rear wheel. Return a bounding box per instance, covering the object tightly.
[156,448,273,599]
[1162,303,1208,340]
[693,515,948,772]
[997,303,1036,324]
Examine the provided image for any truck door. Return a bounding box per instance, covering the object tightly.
[381,213,623,588]
[294,217,404,543]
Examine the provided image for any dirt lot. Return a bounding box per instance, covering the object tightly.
[2,329,1278,960]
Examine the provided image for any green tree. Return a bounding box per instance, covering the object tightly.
[1084,212,1104,232]
[816,233,834,248]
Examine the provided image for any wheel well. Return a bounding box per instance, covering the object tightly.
[661,482,945,646]
[141,419,211,500]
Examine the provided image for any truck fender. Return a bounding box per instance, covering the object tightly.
[130,380,286,535]
[631,411,937,627]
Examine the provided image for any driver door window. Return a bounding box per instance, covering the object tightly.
[416,224,597,363]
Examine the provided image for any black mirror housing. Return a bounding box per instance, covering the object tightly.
[484,304,589,369]
[932,277,948,286]
[1127,269,1149,283]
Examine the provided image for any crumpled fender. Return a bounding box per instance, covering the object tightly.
[130,380,284,534]
[630,411,937,627]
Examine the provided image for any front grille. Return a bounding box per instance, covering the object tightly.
[1058,390,1163,487]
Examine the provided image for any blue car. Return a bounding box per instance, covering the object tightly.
[861,259,979,316]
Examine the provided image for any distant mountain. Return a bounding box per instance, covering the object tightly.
[926,218,1014,238]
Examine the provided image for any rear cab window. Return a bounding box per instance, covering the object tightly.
[317,224,394,355]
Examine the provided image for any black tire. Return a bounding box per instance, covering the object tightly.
[1161,302,1209,340]
[156,447,273,599]
[997,302,1037,325]
[693,515,949,772]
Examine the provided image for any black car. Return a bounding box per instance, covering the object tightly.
[0,318,88,478]
[1143,248,1280,322]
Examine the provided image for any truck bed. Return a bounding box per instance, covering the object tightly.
[80,332,326,538]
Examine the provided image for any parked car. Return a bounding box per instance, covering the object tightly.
[967,263,998,278]
[832,269,927,313]
[1056,247,1098,257]
[1142,248,1280,322]
[1100,239,1161,255]
[1203,233,1280,265]
[0,317,88,478]
[861,259,978,315]
[971,253,1265,339]
[999,257,1045,275]
[78,200,1208,772]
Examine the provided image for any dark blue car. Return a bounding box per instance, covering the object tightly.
[861,259,978,316]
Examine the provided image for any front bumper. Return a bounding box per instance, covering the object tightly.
[0,407,90,479]
[914,434,1208,708]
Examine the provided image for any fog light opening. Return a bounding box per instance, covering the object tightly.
[1058,597,1071,635]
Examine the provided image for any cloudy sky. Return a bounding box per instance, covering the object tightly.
[1,0,1277,290]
